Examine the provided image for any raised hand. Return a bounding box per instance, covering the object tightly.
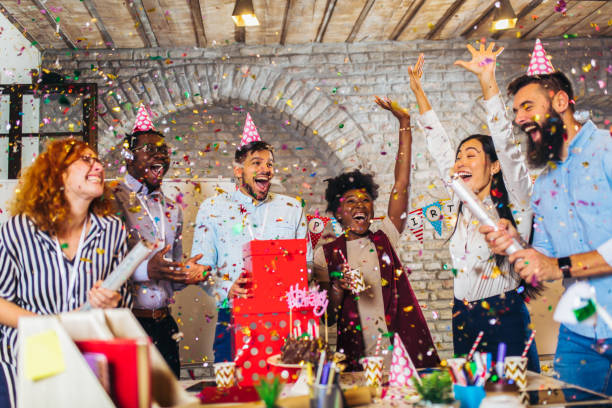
[408,53,425,93]
[454,41,503,78]
[374,96,410,124]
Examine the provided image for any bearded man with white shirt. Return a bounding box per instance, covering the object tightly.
[192,139,309,363]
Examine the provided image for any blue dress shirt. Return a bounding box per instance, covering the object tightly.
[531,121,612,339]
[191,189,310,306]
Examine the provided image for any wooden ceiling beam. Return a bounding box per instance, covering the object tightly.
[81,0,115,48]
[127,0,158,48]
[0,2,42,51]
[492,0,543,39]
[389,0,427,41]
[425,0,466,40]
[562,2,607,35]
[315,0,337,42]
[346,0,376,43]
[30,0,77,49]
[188,0,207,48]
[279,0,293,45]
[460,2,495,38]
[520,2,577,39]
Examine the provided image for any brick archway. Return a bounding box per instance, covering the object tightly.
[96,62,372,171]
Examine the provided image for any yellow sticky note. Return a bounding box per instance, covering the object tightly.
[25,330,65,381]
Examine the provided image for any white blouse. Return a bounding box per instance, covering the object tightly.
[417,94,533,301]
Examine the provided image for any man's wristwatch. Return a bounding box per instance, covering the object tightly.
[557,256,572,278]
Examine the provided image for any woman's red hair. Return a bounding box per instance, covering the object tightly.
[10,138,113,235]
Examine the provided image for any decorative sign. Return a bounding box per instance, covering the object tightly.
[422,201,444,236]
[407,208,424,243]
[284,284,329,317]
[306,215,331,247]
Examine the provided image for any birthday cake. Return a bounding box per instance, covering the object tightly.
[280,336,330,364]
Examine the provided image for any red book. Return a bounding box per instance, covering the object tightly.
[75,338,151,408]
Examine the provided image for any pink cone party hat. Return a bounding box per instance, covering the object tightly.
[527,39,554,76]
[240,113,261,147]
[389,333,420,388]
[132,104,156,132]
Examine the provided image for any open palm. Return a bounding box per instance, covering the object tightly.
[374,96,410,122]
[454,41,504,77]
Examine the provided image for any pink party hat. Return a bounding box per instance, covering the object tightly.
[240,113,261,147]
[389,333,420,388]
[527,39,554,76]
[132,104,156,132]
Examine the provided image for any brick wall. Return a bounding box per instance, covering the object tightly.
[44,38,611,359]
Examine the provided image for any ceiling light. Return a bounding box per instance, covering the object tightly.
[232,0,259,27]
[492,0,517,31]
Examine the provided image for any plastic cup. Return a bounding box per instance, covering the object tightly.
[504,356,527,390]
[310,383,342,408]
[361,356,383,387]
[453,384,486,408]
[214,362,236,388]
[346,268,366,294]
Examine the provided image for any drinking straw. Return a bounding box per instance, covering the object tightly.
[495,342,507,378]
[521,330,536,358]
[467,331,484,360]
[326,362,336,395]
[315,350,326,385]
[320,362,331,385]
[374,333,383,356]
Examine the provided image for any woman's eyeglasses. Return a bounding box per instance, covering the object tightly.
[80,155,104,166]
[132,143,170,155]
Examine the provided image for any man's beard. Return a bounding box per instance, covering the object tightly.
[242,181,269,201]
[523,109,566,167]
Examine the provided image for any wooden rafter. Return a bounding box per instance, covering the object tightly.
[492,0,543,39]
[562,1,608,35]
[315,0,337,42]
[188,0,207,47]
[521,1,577,39]
[127,0,158,48]
[460,2,495,37]
[0,2,42,51]
[279,0,293,45]
[81,0,115,48]
[389,0,427,41]
[425,0,466,40]
[30,0,77,49]
[346,0,376,43]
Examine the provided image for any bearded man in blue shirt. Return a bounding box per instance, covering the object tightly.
[481,71,612,396]
[192,140,309,363]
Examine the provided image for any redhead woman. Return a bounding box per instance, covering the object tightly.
[382,43,539,370]
[0,139,131,407]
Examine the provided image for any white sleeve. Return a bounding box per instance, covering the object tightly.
[416,109,456,198]
[484,94,533,241]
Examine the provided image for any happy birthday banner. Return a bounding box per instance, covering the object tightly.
[407,199,455,243]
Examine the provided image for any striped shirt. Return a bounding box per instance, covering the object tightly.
[0,213,131,408]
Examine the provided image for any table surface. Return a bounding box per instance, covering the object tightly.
[182,371,612,407]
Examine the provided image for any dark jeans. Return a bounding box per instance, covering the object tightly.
[0,367,11,408]
[214,308,234,363]
[555,324,612,396]
[137,314,180,378]
[452,290,540,372]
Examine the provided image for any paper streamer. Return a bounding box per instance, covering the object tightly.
[422,201,444,236]
[407,208,424,243]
